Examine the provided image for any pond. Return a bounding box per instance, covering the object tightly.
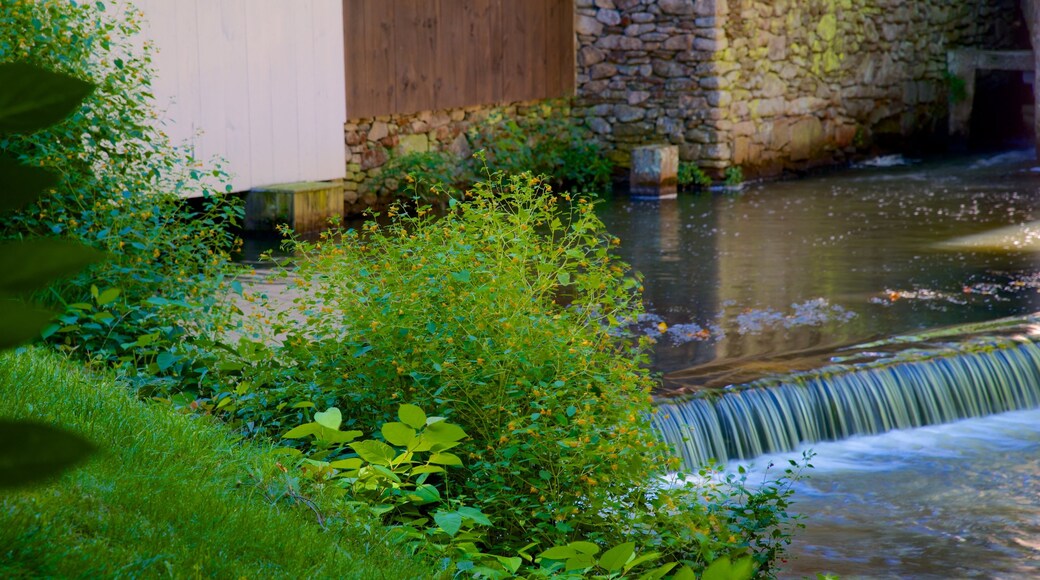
[599,149,1040,578]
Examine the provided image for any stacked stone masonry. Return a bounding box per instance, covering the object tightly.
[343,0,1024,214]
[573,0,1024,177]
[343,101,549,214]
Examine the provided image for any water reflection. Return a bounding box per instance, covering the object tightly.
[599,150,1040,376]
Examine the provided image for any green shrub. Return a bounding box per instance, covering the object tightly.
[167,171,805,575]
[373,149,468,203]
[466,103,613,193]
[724,166,745,187]
[0,0,241,366]
[678,162,712,190]
[277,172,667,547]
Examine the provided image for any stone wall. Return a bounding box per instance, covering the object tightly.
[343,100,548,214]
[573,0,1026,177]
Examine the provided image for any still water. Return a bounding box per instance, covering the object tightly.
[598,150,1040,578]
[599,150,1040,378]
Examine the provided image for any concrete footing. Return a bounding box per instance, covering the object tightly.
[244,181,344,234]
[630,145,678,199]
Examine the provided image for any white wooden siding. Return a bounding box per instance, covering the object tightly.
[133,0,346,193]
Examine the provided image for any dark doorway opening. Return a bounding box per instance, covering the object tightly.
[969,69,1034,150]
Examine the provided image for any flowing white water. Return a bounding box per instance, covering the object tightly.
[726,409,1040,578]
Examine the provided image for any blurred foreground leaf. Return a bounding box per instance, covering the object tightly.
[0,63,94,133]
[0,419,96,489]
[0,156,56,212]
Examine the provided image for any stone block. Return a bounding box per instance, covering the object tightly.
[398,133,430,155]
[245,181,344,234]
[630,144,679,199]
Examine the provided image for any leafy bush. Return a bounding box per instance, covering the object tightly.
[724,166,745,187]
[467,103,614,193]
[373,149,468,203]
[275,172,667,547]
[678,162,712,191]
[0,0,241,366]
[165,171,805,575]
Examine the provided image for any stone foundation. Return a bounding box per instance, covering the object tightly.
[343,100,554,215]
[573,0,1025,177]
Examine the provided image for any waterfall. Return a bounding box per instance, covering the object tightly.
[653,335,1040,469]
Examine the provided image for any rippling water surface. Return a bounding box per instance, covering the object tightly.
[598,149,1040,375]
[597,150,1040,578]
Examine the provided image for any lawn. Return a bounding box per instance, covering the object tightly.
[0,347,434,579]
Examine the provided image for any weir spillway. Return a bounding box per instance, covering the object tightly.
[652,317,1040,469]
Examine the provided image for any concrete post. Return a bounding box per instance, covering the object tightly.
[630,145,679,199]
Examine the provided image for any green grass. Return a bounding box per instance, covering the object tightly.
[0,348,435,579]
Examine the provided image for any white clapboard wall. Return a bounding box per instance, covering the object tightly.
[131,0,346,194]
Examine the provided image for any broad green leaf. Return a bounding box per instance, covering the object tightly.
[729,556,756,580]
[599,542,635,572]
[316,427,361,444]
[329,457,364,470]
[557,272,571,285]
[407,483,441,504]
[570,541,599,556]
[623,551,661,572]
[702,556,756,580]
[539,545,577,560]
[381,421,415,446]
[350,440,396,466]
[428,451,462,466]
[282,422,321,439]
[0,63,95,133]
[433,510,463,536]
[637,561,676,580]
[565,553,596,572]
[155,352,181,371]
[0,419,95,489]
[313,407,342,430]
[408,465,445,476]
[95,287,120,306]
[456,506,492,526]
[424,420,467,444]
[398,404,426,429]
[493,556,522,574]
[368,464,401,483]
[0,157,56,212]
[0,298,55,349]
[0,240,104,295]
[670,565,696,580]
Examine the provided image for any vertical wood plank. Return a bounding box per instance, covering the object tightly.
[547,0,574,98]
[312,0,347,180]
[218,0,253,191]
[490,0,504,104]
[245,0,276,185]
[343,0,364,118]
[268,0,301,182]
[434,0,463,110]
[173,0,202,144]
[459,0,496,107]
[528,0,549,102]
[395,0,438,115]
[193,0,229,177]
[499,0,524,103]
[357,0,397,118]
